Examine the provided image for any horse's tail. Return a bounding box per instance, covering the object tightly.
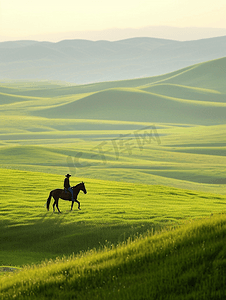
[46,191,53,211]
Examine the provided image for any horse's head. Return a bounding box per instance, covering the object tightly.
[80,182,87,194]
[72,182,87,195]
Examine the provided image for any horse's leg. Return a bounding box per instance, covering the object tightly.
[70,201,74,211]
[56,198,61,213]
[75,199,81,210]
[53,200,56,212]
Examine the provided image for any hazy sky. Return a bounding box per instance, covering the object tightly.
[0,0,226,41]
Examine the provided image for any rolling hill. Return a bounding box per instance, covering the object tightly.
[1,204,226,299]
[0,57,225,193]
[0,52,226,300]
[0,36,226,84]
[31,87,226,125]
[27,57,226,125]
[0,169,225,299]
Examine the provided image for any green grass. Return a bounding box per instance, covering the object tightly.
[0,57,226,298]
[0,122,225,193]
[0,168,225,299]
[0,58,225,195]
[0,168,225,268]
[0,211,225,299]
[0,59,225,192]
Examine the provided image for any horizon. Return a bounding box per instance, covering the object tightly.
[1,26,226,43]
[1,0,226,42]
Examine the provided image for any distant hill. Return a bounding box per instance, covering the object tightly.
[0,58,226,190]
[0,36,226,84]
[32,88,226,125]
[30,57,226,125]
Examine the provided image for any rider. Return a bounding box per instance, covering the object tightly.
[64,174,74,201]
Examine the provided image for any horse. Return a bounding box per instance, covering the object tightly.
[46,182,87,213]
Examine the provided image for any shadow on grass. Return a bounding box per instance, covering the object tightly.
[0,215,164,267]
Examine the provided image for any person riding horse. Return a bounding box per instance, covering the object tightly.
[46,181,87,213]
[64,174,74,201]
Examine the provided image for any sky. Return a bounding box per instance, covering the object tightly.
[0,0,226,42]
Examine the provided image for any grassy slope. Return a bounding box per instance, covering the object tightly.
[1,56,226,95]
[160,58,226,93]
[30,88,226,124]
[0,58,226,299]
[1,58,226,125]
[0,121,225,193]
[0,212,225,300]
[0,58,225,231]
[0,168,225,268]
[24,58,226,124]
[0,169,225,299]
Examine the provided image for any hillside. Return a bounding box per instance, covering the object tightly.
[0,57,225,192]
[0,169,225,300]
[0,53,226,300]
[1,58,225,126]
[0,36,226,84]
[31,88,226,124]
[27,57,226,125]
[0,168,225,267]
[1,212,226,300]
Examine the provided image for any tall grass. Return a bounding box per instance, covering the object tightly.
[0,214,225,299]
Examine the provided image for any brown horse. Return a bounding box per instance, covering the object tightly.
[46,182,87,213]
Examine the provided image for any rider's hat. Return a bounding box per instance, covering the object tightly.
[65,174,71,177]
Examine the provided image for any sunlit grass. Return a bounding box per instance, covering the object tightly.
[0,58,226,299]
[0,122,225,193]
[0,213,225,299]
[0,58,225,193]
[0,168,225,268]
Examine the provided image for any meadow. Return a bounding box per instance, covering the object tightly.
[0,168,225,266]
[0,57,226,298]
[0,168,225,299]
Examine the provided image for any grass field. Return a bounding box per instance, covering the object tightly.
[0,57,226,193]
[1,168,225,267]
[0,168,225,299]
[1,215,226,299]
[0,57,226,298]
[0,120,225,193]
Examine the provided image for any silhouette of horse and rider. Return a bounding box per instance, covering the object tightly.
[46,174,87,213]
